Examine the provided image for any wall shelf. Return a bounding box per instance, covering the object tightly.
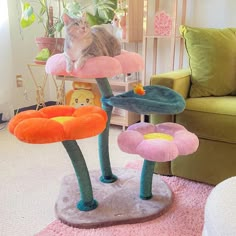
[142,0,187,85]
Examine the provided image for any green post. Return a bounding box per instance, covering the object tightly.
[62,140,98,211]
[140,160,156,200]
[95,78,117,183]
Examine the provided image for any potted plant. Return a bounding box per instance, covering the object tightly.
[20,0,72,59]
[20,0,117,61]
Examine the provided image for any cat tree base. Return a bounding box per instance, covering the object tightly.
[55,168,173,228]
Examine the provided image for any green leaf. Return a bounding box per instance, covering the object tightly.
[86,12,105,26]
[35,48,51,61]
[95,0,117,22]
[20,2,36,28]
[55,21,64,32]
[39,5,46,16]
[65,2,83,17]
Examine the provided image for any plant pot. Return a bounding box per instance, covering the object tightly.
[35,37,65,56]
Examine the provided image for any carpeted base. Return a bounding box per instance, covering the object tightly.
[55,168,172,228]
[36,161,213,236]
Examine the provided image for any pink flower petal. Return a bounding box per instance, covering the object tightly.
[115,51,144,74]
[117,122,199,161]
[173,130,199,155]
[127,122,155,135]
[45,54,122,78]
[117,130,143,154]
[45,51,144,78]
[155,122,186,136]
[136,140,179,162]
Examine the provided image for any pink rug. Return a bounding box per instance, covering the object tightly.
[36,160,213,236]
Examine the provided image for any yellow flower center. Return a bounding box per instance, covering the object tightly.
[51,116,74,124]
[144,132,173,141]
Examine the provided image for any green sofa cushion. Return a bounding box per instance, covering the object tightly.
[176,96,236,143]
[171,139,236,185]
[180,25,236,98]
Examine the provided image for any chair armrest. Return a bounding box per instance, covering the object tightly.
[150,69,191,99]
[150,69,191,177]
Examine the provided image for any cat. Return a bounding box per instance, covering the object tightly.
[62,14,122,73]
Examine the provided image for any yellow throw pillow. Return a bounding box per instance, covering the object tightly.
[180,25,236,97]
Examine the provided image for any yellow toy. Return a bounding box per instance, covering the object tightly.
[133,83,146,96]
[66,82,101,107]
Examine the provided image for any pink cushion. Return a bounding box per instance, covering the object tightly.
[45,51,144,79]
[115,52,144,74]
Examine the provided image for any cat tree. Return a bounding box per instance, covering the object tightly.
[8,51,199,228]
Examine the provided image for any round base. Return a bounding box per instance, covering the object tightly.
[55,168,173,228]
[77,199,98,211]
[100,174,118,183]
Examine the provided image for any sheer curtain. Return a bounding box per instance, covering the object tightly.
[0,0,14,119]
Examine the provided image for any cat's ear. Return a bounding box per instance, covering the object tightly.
[62,13,73,26]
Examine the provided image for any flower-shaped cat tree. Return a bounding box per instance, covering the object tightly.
[46,51,185,184]
[9,50,191,228]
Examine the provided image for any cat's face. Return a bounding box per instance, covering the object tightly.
[63,14,90,37]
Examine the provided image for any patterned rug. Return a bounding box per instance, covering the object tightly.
[36,160,213,236]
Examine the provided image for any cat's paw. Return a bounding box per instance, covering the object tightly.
[66,67,73,73]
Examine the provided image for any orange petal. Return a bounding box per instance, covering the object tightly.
[14,118,65,144]
[73,106,107,123]
[64,113,107,139]
[39,105,76,118]
[8,110,44,134]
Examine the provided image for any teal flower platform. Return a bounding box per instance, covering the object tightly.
[104,85,185,114]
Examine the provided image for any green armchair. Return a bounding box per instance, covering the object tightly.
[150,69,236,185]
[150,25,236,185]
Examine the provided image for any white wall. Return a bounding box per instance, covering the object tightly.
[3,0,236,110]
[0,0,14,114]
[7,0,49,111]
[186,0,236,28]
